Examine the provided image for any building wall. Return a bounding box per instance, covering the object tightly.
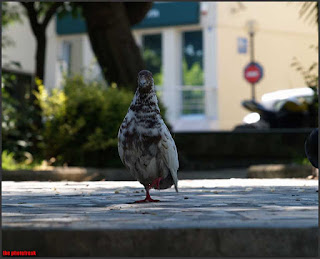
[2,3,58,89]
[2,3,36,75]
[2,2,318,131]
[216,2,318,129]
[45,17,58,89]
[3,5,101,90]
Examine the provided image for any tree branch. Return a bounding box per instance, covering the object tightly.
[42,2,63,28]
[20,2,40,35]
[124,2,153,26]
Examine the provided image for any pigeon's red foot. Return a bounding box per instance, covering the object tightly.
[133,188,160,203]
[134,197,160,203]
[149,177,162,190]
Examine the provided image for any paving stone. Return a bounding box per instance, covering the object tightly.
[2,179,318,256]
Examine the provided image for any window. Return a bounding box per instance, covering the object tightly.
[61,41,72,76]
[181,30,204,115]
[142,34,163,86]
[182,30,204,86]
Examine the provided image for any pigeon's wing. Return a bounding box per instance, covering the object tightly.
[118,133,137,177]
[118,142,124,164]
[158,124,179,192]
[117,128,125,165]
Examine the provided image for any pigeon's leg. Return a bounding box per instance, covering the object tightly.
[134,186,160,203]
[144,188,160,202]
[149,177,162,190]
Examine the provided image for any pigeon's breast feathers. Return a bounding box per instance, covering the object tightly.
[118,70,161,150]
[129,70,160,120]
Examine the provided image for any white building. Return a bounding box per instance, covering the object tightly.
[2,2,318,131]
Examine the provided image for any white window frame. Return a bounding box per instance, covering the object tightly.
[179,27,205,117]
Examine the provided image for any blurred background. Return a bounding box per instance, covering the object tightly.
[2,2,318,174]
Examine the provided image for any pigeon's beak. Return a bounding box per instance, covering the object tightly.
[139,76,147,87]
[140,78,146,85]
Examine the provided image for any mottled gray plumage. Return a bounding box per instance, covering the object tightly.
[118,70,179,199]
[305,128,318,168]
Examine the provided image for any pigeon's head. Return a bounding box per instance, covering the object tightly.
[137,70,154,94]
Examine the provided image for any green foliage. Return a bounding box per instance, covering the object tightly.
[182,59,204,86]
[2,150,40,170]
[143,48,163,85]
[291,46,318,89]
[298,2,318,25]
[2,2,21,28]
[2,77,19,135]
[143,49,161,71]
[2,73,40,162]
[153,69,163,86]
[291,45,318,127]
[2,2,22,64]
[292,156,312,166]
[292,3,318,126]
[4,70,168,168]
[2,150,19,170]
[36,75,135,167]
[56,2,82,19]
[31,2,65,19]
[19,2,69,23]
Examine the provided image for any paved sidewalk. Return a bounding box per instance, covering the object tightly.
[2,179,318,256]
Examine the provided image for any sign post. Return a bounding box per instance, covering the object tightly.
[244,62,263,101]
[244,20,263,101]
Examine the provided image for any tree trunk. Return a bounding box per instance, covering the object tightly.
[30,30,46,131]
[19,2,63,155]
[20,2,63,91]
[79,2,152,91]
[35,32,46,89]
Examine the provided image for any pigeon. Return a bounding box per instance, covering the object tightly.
[305,128,318,168]
[118,70,179,202]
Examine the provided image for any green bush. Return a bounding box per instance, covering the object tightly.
[2,72,40,162]
[36,75,168,168]
[2,150,19,170]
[35,76,131,167]
[291,46,318,127]
[2,150,39,170]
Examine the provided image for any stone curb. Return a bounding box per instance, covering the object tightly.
[2,228,317,257]
[247,164,315,178]
[3,165,315,181]
[2,167,247,181]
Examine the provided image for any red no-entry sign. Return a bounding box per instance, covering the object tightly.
[244,62,263,84]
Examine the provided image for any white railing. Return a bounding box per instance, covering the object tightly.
[179,85,205,115]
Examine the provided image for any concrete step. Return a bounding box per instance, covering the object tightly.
[2,179,318,257]
[3,228,317,257]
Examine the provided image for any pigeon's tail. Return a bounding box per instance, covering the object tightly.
[170,169,179,193]
[174,183,178,193]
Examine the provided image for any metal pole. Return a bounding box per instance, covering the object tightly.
[250,31,255,101]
